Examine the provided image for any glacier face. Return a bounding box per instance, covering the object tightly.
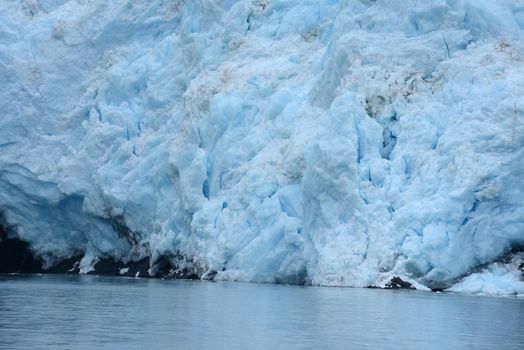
[1,0,523,292]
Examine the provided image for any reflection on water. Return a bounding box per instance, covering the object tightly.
[0,274,523,349]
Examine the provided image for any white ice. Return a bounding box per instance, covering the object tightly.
[447,258,524,296]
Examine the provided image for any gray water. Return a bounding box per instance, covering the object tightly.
[0,275,523,350]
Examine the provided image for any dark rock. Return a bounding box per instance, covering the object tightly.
[89,259,125,276]
[88,257,151,277]
[384,276,416,290]
[47,256,82,274]
[125,258,151,277]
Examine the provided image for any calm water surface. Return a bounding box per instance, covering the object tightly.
[0,274,523,349]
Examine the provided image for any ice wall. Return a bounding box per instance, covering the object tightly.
[1,0,523,293]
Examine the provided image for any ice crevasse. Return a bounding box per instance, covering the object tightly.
[0,0,523,294]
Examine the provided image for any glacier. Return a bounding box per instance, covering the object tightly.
[0,0,523,294]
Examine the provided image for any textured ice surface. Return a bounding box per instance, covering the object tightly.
[1,0,523,294]
[447,265,524,296]
[447,253,524,296]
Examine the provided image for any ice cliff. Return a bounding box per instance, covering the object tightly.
[1,0,524,294]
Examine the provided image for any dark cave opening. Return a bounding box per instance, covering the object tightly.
[0,223,44,274]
